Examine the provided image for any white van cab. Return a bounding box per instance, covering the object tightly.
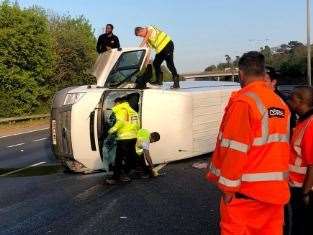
[51,47,240,173]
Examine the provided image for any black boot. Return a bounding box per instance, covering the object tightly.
[170,76,180,89]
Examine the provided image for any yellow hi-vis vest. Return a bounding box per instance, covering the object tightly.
[108,102,140,140]
[147,25,171,54]
[136,129,151,155]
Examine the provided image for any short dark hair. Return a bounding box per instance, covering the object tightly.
[106,24,114,29]
[135,27,144,36]
[238,51,266,76]
[265,66,280,81]
[293,86,313,107]
[150,132,160,142]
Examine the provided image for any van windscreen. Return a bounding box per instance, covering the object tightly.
[105,50,145,87]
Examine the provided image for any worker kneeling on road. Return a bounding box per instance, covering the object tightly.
[106,97,140,185]
[134,25,180,89]
[136,129,160,178]
[288,86,313,235]
[206,51,291,235]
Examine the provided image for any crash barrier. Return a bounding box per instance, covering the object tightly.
[0,114,50,125]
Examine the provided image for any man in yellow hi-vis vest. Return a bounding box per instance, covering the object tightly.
[135,26,180,89]
[106,97,140,184]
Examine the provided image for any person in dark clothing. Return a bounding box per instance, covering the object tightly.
[96,24,120,54]
[135,63,153,89]
[265,66,297,129]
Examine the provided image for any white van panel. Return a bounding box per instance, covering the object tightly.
[71,90,104,170]
[142,84,238,164]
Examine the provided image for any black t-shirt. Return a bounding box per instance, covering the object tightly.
[96,33,120,53]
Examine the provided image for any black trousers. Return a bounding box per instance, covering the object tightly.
[113,139,137,179]
[287,187,313,235]
[153,40,179,84]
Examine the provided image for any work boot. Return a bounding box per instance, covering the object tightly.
[170,76,180,89]
[151,72,163,86]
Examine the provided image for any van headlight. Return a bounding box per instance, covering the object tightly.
[63,93,86,105]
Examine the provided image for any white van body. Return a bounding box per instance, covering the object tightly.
[51,48,240,172]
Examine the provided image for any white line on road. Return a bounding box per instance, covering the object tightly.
[0,127,49,139]
[0,161,46,177]
[7,143,25,148]
[33,137,48,142]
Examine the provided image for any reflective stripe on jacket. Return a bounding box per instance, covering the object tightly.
[108,102,140,140]
[289,115,313,188]
[147,26,171,54]
[206,81,291,204]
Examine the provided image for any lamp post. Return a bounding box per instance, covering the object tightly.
[307,0,312,86]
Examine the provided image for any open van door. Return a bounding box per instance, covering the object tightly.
[93,48,151,88]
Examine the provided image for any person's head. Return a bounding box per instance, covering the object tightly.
[114,96,127,105]
[105,24,114,34]
[134,27,147,38]
[150,132,160,143]
[238,51,266,88]
[264,66,279,91]
[289,86,313,116]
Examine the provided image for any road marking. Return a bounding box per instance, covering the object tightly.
[0,161,46,177]
[7,143,25,148]
[33,137,48,142]
[0,127,49,139]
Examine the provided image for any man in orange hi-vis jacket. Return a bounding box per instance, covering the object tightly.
[206,51,291,235]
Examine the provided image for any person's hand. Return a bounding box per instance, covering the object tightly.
[223,193,234,204]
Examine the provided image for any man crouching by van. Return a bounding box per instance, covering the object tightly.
[106,97,140,185]
[136,129,160,178]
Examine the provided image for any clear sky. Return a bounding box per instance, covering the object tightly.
[17,0,309,73]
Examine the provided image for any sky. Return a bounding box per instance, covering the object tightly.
[17,0,310,73]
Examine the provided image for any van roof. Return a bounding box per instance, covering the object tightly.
[157,81,240,92]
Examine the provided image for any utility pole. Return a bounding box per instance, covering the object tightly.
[307,0,312,85]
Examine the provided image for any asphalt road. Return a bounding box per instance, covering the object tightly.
[0,129,221,235]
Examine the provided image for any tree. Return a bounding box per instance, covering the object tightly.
[48,14,97,91]
[205,65,217,72]
[260,45,272,64]
[225,55,231,67]
[0,1,54,117]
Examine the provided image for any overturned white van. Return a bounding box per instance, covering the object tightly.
[51,48,240,172]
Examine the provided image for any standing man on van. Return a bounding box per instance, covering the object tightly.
[96,24,120,54]
[288,86,313,235]
[206,51,291,234]
[106,97,140,184]
[134,26,180,89]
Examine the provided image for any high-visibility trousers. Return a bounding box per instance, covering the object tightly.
[220,197,284,235]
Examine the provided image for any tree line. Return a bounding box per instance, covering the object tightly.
[205,40,309,85]
[0,1,97,118]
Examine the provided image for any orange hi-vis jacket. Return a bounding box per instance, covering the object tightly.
[207,81,291,205]
[289,113,313,188]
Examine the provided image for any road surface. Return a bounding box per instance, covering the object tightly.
[0,129,221,235]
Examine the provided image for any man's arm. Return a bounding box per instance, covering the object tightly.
[108,109,127,134]
[115,36,120,48]
[302,122,313,199]
[139,28,152,47]
[217,101,252,199]
[96,36,102,53]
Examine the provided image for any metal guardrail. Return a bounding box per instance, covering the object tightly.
[0,114,50,124]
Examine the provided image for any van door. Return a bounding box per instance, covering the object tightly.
[93,48,150,88]
[96,89,142,171]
